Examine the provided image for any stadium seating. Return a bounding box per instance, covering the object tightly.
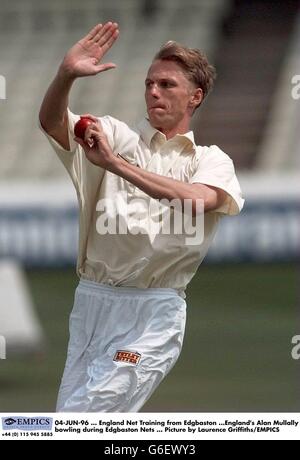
[256,12,300,171]
[192,0,300,170]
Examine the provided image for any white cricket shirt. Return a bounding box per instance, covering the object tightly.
[40,110,244,296]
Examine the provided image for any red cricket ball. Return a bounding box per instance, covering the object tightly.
[74,116,93,140]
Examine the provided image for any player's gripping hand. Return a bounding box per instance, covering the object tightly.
[59,22,119,79]
[74,114,116,170]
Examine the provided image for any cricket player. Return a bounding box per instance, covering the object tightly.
[39,22,244,412]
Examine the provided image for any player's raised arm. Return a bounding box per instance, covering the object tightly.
[39,22,119,150]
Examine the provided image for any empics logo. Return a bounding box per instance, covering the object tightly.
[291,335,300,360]
[0,335,6,359]
[2,417,53,431]
[3,418,16,426]
[0,75,6,100]
[291,75,300,100]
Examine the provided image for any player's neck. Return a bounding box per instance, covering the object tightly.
[159,120,191,140]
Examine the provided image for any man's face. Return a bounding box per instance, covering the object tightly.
[145,59,198,132]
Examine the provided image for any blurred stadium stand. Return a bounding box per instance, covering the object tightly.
[0,0,229,179]
[257,9,300,171]
[193,0,300,170]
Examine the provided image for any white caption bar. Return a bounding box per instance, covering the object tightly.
[1,413,299,440]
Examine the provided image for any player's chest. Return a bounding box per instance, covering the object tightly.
[124,144,195,183]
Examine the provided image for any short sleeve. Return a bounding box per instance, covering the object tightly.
[190,145,245,215]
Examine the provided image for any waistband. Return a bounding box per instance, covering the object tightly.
[78,278,181,298]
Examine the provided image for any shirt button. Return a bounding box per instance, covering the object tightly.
[107,279,114,286]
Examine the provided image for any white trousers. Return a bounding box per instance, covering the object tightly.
[56,279,186,412]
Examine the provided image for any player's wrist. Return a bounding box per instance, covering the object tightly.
[104,153,126,175]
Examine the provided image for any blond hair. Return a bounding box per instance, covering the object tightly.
[154,41,216,106]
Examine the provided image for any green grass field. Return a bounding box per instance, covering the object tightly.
[0,263,299,412]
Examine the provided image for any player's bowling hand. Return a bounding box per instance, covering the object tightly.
[59,22,119,79]
[74,117,94,141]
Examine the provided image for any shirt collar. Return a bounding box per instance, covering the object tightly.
[136,117,197,153]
